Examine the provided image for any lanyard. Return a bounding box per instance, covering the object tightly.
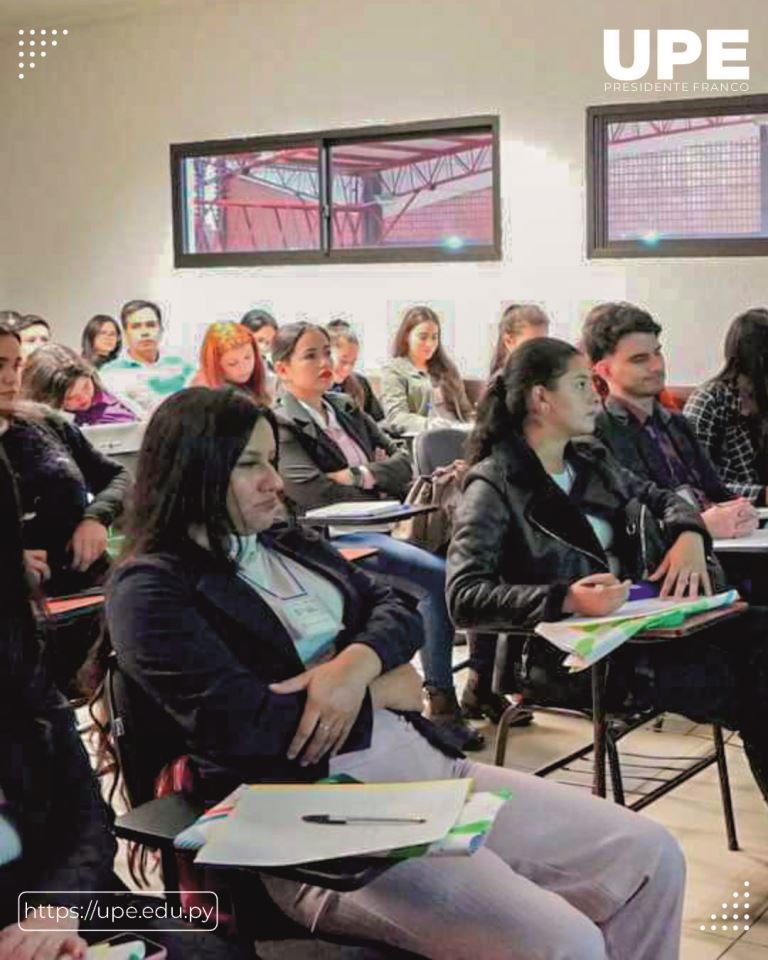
[241,550,309,602]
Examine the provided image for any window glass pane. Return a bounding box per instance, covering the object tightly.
[606,114,768,244]
[329,131,494,251]
[181,147,320,253]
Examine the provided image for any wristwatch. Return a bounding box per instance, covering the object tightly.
[349,466,365,488]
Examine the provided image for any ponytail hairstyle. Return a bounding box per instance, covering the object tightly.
[489,303,550,376]
[392,305,467,417]
[196,321,269,403]
[469,337,581,465]
[327,326,365,409]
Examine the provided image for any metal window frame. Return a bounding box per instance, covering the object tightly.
[170,115,501,268]
[587,94,768,258]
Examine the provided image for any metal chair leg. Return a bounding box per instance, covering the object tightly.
[713,724,739,851]
[591,662,607,798]
[606,724,626,806]
[494,703,521,766]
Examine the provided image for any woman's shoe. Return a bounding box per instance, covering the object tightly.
[460,672,534,726]
[424,686,486,751]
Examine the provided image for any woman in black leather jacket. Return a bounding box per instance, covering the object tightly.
[447,337,768,805]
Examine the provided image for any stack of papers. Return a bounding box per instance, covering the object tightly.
[305,500,405,520]
[536,591,739,671]
[186,780,476,867]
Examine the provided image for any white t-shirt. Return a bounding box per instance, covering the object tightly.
[550,463,619,572]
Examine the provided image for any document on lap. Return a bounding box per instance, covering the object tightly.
[189,780,473,867]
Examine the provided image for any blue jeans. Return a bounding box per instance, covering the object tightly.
[333,532,454,690]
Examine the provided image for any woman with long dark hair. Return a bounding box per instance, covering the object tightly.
[380,306,472,432]
[107,385,685,960]
[22,343,137,425]
[0,323,129,596]
[684,308,768,503]
[447,337,768,805]
[272,322,483,750]
[488,303,550,377]
[81,314,122,368]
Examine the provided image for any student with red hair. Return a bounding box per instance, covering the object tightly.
[191,321,271,403]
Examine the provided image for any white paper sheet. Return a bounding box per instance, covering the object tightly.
[195,779,473,867]
[305,500,404,520]
[713,528,768,552]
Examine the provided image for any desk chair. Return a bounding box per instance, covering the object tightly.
[103,656,424,957]
[492,632,739,851]
[411,428,468,477]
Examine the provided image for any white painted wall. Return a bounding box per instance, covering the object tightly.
[1,0,767,381]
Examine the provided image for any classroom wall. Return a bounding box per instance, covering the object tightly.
[1,0,767,381]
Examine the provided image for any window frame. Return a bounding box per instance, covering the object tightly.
[587,94,768,258]
[170,115,501,268]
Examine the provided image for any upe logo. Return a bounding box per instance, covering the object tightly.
[604,29,749,81]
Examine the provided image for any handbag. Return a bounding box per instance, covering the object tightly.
[391,461,468,553]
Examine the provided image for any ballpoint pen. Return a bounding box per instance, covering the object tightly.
[303,814,427,825]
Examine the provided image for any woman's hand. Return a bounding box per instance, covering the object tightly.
[702,499,758,540]
[648,531,712,598]
[326,468,354,486]
[68,519,108,572]
[563,573,631,617]
[23,549,51,584]
[370,664,424,712]
[0,914,86,959]
[269,644,382,765]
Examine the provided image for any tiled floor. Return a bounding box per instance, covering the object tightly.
[89,666,768,958]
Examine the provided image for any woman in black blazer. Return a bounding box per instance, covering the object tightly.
[105,387,685,960]
[272,322,483,750]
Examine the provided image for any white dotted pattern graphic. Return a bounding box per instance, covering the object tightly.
[15,26,68,78]
[700,882,752,934]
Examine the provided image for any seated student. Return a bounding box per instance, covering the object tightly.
[22,343,138,426]
[380,305,473,433]
[489,302,550,377]
[241,308,278,369]
[327,321,384,422]
[0,448,252,960]
[272,323,482,749]
[81,314,122,368]
[190,321,271,403]
[12,314,52,360]
[684,308,768,504]
[583,302,758,541]
[0,322,129,596]
[446,337,768,806]
[107,386,685,960]
[101,300,194,417]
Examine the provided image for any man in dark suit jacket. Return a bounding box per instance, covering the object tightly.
[582,301,758,542]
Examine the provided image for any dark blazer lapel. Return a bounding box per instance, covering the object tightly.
[331,399,374,459]
[278,392,349,468]
[195,568,302,669]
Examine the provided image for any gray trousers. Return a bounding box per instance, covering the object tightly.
[264,711,685,960]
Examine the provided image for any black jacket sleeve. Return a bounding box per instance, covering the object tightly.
[446,474,571,631]
[48,415,130,527]
[362,415,413,498]
[20,686,116,907]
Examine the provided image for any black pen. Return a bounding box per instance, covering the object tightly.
[302,814,427,825]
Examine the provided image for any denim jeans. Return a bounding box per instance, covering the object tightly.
[333,532,454,689]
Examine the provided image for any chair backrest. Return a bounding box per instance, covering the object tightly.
[412,427,469,476]
[105,654,187,809]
